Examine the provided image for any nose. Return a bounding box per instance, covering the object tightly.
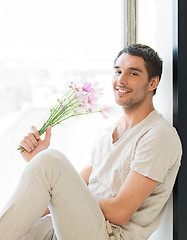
[117,73,128,86]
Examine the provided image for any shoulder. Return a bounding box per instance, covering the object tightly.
[138,110,181,145]
[136,118,182,165]
[131,116,182,182]
[142,119,181,147]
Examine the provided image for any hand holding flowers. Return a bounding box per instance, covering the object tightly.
[18,81,109,153]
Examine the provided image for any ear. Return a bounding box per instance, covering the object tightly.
[149,76,159,92]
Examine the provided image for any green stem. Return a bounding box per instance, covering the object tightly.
[17,87,102,153]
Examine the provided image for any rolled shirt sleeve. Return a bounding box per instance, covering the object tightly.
[130,127,182,182]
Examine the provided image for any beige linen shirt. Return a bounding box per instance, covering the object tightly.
[88,110,182,240]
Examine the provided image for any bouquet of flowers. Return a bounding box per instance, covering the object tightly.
[18,81,109,153]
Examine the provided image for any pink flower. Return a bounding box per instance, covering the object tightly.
[82,82,93,93]
[101,113,108,119]
[101,106,110,113]
[77,93,89,107]
[70,82,81,92]
[88,94,98,106]
[92,82,103,96]
[100,106,110,119]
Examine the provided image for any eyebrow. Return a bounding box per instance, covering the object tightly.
[113,65,143,73]
[128,67,143,73]
[113,65,120,69]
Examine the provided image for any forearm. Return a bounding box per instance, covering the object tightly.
[97,197,129,226]
[97,170,159,226]
[79,166,93,185]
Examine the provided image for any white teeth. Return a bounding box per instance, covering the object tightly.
[117,89,129,93]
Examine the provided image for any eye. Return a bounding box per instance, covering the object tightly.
[130,72,138,76]
[114,70,122,74]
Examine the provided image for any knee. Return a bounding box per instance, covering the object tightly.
[35,149,68,166]
[26,149,69,175]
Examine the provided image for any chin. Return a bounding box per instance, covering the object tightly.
[115,98,131,107]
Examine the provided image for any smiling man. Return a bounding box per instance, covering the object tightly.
[112,47,160,135]
[0,44,182,240]
[113,55,154,109]
[88,44,182,239]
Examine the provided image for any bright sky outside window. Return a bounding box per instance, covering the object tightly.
[0,0,122,209]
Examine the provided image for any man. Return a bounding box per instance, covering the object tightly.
[0,44,182,240]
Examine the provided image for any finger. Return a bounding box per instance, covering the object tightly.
[17,145,24,151]
[44,126,52,145]
[31,126,40,140]
[23,136,35,151]
[19,139,33,152]
[28,132,38,147]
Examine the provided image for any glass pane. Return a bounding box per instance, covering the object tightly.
[0,0,121,208]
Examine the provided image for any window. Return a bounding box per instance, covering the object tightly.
[0,0,122,208]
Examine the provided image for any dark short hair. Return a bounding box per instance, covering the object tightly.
[114,44,163,95]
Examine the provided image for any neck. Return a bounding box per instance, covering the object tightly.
[121,100,155,131]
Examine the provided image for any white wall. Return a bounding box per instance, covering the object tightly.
[136,0,173,239]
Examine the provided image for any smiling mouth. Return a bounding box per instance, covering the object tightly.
[117,89,130,93]
[116,87,131,93]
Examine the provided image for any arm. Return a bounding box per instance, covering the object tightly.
[97,169,158,226]
[80,165,93,185]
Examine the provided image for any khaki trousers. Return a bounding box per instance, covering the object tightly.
[0,149,109,240]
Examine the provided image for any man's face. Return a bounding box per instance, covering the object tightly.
[112,53,152,110]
